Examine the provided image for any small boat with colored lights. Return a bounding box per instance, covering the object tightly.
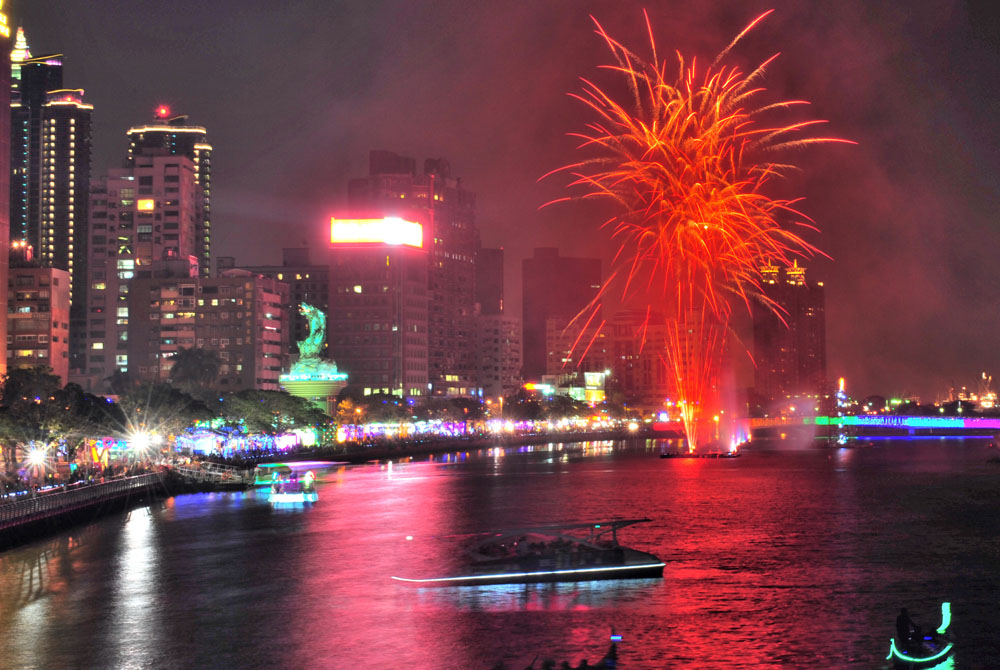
[268,470,318,505]
[391,518,664,587]
[887,602,954,669]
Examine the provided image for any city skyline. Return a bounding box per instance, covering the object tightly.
[14,0,1000,399]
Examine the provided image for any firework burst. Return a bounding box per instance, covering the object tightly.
[547,10,852,449]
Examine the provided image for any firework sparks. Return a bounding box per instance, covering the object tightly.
[547,11,852,449]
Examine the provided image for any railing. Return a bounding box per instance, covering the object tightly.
[173,462,254,485]
[0,473,164,531]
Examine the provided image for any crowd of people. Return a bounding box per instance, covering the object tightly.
[0,460,163,501]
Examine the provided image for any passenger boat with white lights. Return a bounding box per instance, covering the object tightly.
[391,518,664,587]
[659,450,741,459]
[886,602,954,669]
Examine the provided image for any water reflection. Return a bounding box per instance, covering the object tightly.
[111,508,162,669]
[0,440,996,668]
[414,578,663,613]
[0,530,88,608]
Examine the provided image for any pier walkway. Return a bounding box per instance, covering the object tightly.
[0,473,165,533]
[172,462,254,487]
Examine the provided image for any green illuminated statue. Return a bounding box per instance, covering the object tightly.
[287,303,346,380]
[297,303,327,359]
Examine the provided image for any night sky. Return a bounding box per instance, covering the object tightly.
[15,1,1000,402]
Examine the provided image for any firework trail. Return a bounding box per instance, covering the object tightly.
[546,10,852,449]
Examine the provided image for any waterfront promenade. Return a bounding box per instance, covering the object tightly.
[0,473,166,549]
[287,428,637,464]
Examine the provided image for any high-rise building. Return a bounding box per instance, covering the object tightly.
[42,89,92,374]
[126,108,212,276]
[752,261,827,405]
[10,32,92,375]
[83,154,199,385]
[10,35,91,270]
[0,17,12,376]
[10,34,62,248]
[521,247,601,381]
[327,215,429,398]
[475,246,503,315]
[348,151,479,396]
[127,263,289,391]
[36,89,91,274]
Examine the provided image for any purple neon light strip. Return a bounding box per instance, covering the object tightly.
[809,415,1000,429]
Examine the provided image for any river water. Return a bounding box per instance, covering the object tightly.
[1,438,998,669]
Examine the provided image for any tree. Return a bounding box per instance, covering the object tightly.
[168,347,221,395]
[104,370,137,397]
[360,393,411,423]
[0,369,116,475]
[503,389,542,421]
[543,394,589,421]
[335,398,358,426]
[213,390,329,434]
[113,383,215,444]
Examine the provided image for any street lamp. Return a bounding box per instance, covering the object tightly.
[27,447,46,468]
[132,431,151,453]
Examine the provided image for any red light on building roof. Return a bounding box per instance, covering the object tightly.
[155,105,171,118]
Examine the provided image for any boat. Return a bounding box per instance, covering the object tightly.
[254,461,341,487]
[268,470,318,505]
[254,463,293,486]
[886,602,954,669]
[659,450,740,459]
[391,518,664,587]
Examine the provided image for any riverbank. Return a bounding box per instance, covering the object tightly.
[219,429,643,468]
[0,430,647,551]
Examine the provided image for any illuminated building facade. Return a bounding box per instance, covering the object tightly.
[348,151,479,397]
[127,263,288,390]
[228,247,329,356]
[9,40,91,270]
[126,108,212,277]
[35,90,91,274]
[752,261,827,405]
[82,154,198,385]
[7,243,70,385]
[521,247,601,381]
[10,35,62,249]
[42,89,92,374]
[327,216,429,398]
